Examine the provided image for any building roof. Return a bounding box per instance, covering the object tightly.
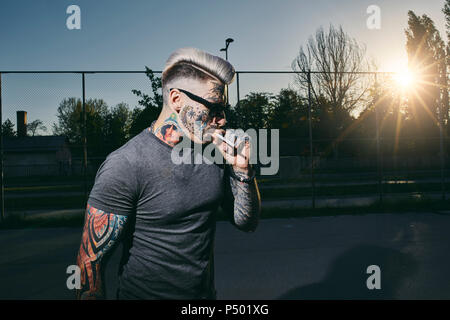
[3,135,69,153]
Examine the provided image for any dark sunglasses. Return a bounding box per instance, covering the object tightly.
[170,88,226,113]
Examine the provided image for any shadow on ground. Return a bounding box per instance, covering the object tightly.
[277,244,418,299]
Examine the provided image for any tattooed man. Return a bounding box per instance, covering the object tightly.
[76,48,261,300]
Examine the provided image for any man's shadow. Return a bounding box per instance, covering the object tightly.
[277,245,418,299]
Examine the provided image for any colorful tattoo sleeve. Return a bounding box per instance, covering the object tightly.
[76,203,128,299]
[223,166,261,232]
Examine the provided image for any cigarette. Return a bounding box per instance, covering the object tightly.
[213,133,236,148]
[214,133,249,149]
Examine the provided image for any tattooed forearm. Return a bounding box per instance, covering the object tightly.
[227,167,261,232]
[76,204,128,299]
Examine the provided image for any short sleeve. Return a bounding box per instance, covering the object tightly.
[88,153,137,216]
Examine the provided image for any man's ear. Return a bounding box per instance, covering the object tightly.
[168,89,183,113]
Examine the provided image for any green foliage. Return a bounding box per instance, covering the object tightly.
[444,0,450,36]
[129,67,163,137]
[27,119,47,136]
[104,102,133,151]
[52,97,130,156]
[51,68,164,156]
[404,10,447,155]
[1,119,16,137]
[268,88,307,134]
[228,92,274,130]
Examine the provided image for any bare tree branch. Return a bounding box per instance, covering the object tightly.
[292,25,371,115]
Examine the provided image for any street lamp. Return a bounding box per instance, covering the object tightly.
[220,38,234,106]
[220,38,234,61]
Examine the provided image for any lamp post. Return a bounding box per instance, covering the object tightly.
[220,38,234,105]
[220,38,234,61]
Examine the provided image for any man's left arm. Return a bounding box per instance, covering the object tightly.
[225,165,261,232]
[214,131,261,232]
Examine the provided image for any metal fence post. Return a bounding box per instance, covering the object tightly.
[82,73,88,204]
[0,73,4,222]
[439,97,446,201]
[374,73,383,204]
[236,72,240,107]
[307,71,315,209]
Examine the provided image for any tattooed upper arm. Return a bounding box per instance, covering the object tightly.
[76,203,128,299]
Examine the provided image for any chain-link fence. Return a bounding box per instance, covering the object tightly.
[0,70,448,219]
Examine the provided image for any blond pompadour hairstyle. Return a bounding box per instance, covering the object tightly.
[163,47,235,85]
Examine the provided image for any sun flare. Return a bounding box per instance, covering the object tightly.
[393,67,415,89]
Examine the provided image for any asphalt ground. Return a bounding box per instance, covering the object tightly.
[0,212,449,299]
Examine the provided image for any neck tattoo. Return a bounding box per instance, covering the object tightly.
[153,113,183,147]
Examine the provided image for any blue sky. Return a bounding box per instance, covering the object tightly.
[0,0,448,131]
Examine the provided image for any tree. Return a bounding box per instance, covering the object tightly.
[52,69,166,157]
[354,81,409,157]
[292,25,370,115]
[104,102,132,151]
[53,98,110,156]
[52,97,135,157]
[292,25,371,157]
[267,88,308,137]
[228,92,274,130]
[129,67,163,137]
[405,11,446,153]
[27,119,47,136]
[442,1,450,129]
[443,0,450,45]
[1,119,16,137]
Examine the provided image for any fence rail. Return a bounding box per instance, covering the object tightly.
[0,70,448,221]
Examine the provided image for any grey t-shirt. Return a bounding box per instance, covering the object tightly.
[88,126,226,299]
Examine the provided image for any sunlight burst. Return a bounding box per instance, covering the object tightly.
[393,69,414,89]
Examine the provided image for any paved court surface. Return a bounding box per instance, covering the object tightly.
[1,212,449,299]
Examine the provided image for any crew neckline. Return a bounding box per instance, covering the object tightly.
[145,121,174,152]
